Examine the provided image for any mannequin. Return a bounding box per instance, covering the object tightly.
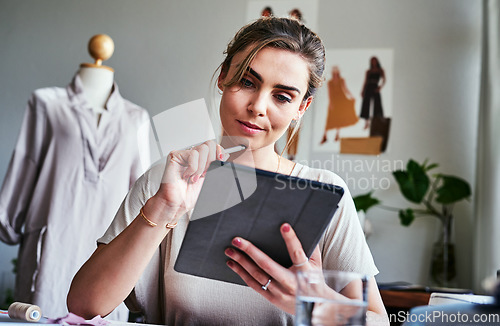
[0,33,150,320]
[78,34,115,125]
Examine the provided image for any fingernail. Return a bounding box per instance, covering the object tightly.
[225,248,234,256]
[219,153,224,160]
[282,224,290,233]
[191,175,199,183]
[201,172,206,178]
[227,260,234,268]
[232,238,242,247]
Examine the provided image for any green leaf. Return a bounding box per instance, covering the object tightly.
[399,208,415,226]
[353,192,381,213]
[435,175,471,204]
[392,159,430,203]
[425,163,439,171]
[421,158,440,172]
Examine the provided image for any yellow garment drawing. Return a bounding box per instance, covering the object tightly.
[325,78,358,130]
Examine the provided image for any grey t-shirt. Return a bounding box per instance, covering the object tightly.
[98,162,379,326]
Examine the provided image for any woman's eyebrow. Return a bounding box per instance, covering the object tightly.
[248,67,301,94]
[274,84,301,94]
[248,67,263,82]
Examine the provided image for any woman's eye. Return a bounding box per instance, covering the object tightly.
[240,78,254,88]
[275,94,292,103]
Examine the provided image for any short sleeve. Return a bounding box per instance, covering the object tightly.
[319,176,379,277]
[294,165,379,278]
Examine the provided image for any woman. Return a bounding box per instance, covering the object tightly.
[68,18,388,325]
[360,56,386,129]
[321,66,359,144]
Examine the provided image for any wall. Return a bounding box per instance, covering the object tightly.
[0,0,481,301]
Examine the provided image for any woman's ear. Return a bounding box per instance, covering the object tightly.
[217,68,228,91]
[295,96,313,120]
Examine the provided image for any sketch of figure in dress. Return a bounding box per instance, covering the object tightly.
[289,8,303,22]
[320,66,359,144]
[260,6,273,17]
[360,56,386,129]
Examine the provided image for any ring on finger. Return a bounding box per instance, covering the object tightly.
[261,278,272,291]
[293,259,308,267]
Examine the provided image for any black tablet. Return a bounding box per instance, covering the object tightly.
[173,160,344,286]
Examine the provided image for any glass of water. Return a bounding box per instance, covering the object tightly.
[295,270,370,326]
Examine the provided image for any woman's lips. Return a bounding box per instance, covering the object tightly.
[237,120,265,135]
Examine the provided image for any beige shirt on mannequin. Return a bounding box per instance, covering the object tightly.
[0,75,150,320]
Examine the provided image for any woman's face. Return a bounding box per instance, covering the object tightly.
[218,47,312,151]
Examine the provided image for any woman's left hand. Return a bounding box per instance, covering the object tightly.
[225,223,322,315]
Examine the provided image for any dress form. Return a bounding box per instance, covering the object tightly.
[77,34,115,125]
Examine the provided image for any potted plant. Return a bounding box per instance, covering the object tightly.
[353,159,471,287]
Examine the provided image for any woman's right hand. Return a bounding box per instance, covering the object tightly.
[147,140,227,227]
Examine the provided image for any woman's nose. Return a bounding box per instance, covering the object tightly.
[248,92,267,116]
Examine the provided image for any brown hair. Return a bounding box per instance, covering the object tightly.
[219,17,325,101]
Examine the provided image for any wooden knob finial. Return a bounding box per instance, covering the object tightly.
[80,34,114,71]
[88,34,114,65]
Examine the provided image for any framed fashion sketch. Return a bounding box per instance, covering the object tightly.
[312,49,394,155]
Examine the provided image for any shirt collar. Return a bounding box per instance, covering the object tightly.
[66,73,124,114]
